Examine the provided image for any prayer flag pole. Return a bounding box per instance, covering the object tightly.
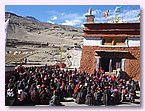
[60,45,63,63]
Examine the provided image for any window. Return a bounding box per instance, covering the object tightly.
[102,38,126,46]
[103,38,112,45]
[115,39,126,45]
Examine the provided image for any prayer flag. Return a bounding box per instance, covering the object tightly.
[104,10,109,18]
[115,7,121,13]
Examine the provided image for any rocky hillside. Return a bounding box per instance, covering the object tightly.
[5,12,84,66]
[5,12,83,49]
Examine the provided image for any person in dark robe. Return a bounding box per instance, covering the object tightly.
[103,87,111,106]
[85,91,95,106]
[39,88,50,105]
[76,87,86,104]
[6,86,17,106]
[111,89,120,105]
[30,87,40,105]
[94,88,103,105]
[129,87,135,103]
[17,89,28,106]
[56,86,64,101]
[136,81,140,91]
[66,80,75,97]
[49,90,62,106]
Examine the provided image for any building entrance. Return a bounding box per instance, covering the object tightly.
[100,58,109,72]
[100,58,121,73]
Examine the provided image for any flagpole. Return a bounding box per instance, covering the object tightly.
[114,7,121,23]
[60,45,63,63]
[137,13,140,22]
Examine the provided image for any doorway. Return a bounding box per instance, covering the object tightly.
[100,58,110,72]
[100,58,121,72]
[112,58,121,70]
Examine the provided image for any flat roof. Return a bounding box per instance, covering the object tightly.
[95,50,129,53]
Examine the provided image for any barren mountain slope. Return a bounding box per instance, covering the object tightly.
[5,12,84,66]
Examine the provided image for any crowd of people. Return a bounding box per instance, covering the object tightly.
[5,65,140,106]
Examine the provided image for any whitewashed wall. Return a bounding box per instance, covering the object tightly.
[83,37,140,47]
[71,49,82,68]
[83,37,102,46]
[128,38,140,47]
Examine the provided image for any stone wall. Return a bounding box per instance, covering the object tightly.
[80,46,140,80]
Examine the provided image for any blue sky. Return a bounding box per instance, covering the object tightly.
[5,5,140,27]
